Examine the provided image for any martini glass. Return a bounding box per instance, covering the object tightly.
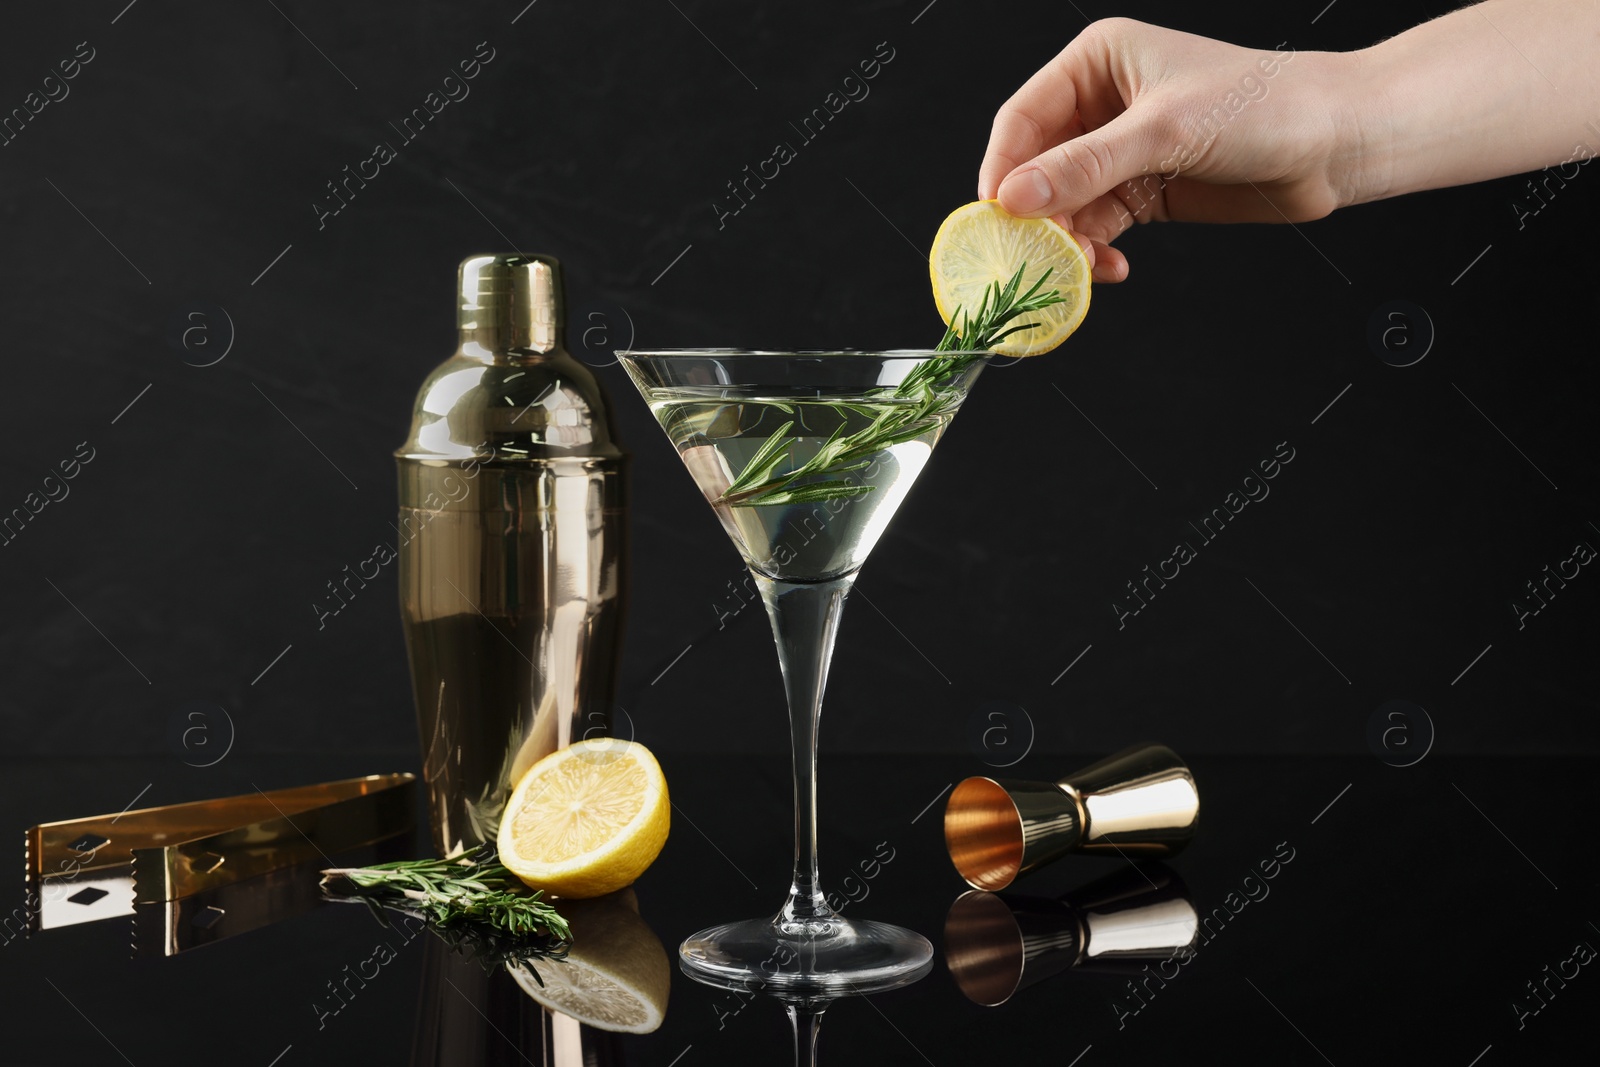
[617,349,987,992]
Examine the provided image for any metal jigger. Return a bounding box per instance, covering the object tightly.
[943,744,1199,891]
[943,867,1198,1006]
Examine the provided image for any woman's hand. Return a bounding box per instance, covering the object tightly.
[979,18,1359,282]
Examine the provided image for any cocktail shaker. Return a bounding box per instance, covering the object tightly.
[396,254,627,856]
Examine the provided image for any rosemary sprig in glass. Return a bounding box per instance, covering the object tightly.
[717,263,1065,508]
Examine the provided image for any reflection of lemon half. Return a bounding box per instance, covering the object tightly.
[510,891,670,1034]
[929,200,1091,357]
[497,739,669,899]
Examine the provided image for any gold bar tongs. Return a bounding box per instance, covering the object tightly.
[23,774,416,938]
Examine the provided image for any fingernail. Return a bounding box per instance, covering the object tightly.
[998,168,1053,215]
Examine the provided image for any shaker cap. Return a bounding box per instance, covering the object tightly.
[458,253,562,352]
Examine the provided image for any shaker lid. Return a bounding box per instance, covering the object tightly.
[458,253,561,352]
[398,253,624,462]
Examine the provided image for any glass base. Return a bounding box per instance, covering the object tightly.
[680,915,934,995]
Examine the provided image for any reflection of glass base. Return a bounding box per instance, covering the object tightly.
[680,916,933,995]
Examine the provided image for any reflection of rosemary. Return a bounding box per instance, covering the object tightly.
[356,899,571,979]
[718,264,1065,508]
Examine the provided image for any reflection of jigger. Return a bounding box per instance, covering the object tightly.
[943,868,1198,1006]
[944,744,1199,891]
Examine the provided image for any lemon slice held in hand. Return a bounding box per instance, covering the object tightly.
[930,200,1091,357]
[497,739,670,899]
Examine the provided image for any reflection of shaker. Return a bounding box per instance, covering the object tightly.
[397,255,627,856]
[410,890,666,1065]
[409,937,627,1067]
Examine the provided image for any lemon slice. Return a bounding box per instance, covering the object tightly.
[929,200,1091,357]
[497,739,670,899]
[509,892,671,1034]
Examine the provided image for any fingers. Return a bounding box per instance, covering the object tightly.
[1068,187,1158,247]
[1057,217,1129,285]
[1062,222,1099,274]
[997,106,1167,220]
[1091,241,1128,283]
[980,101,1077,201]
[978,29,1112,200]
[980,20,1158,281]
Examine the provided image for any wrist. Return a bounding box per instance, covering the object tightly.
[1317,44,1398,209]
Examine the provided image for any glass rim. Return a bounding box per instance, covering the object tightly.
[616,348,993,360]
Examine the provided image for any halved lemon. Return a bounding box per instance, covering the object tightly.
[497,739,669,899]
[929,200,1091,357]
[509,891,670,1034]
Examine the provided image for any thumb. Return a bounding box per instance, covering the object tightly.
[996,107,1167,220]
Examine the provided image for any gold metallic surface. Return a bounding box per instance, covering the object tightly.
[26,774,415,932]
[134,852,353,957]
[943,744,1199,890]
[457,254,561,354]
[398,254,627,857]
[1068,744,1201,855]
[943,777,1058,892]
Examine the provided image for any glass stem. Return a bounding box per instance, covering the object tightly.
[754,572,855,926]
[785,1001,826,1067]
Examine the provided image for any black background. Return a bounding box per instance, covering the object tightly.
[5,3,1600,1066]
[2,0,1596,773]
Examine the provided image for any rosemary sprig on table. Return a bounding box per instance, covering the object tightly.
[717,264,1065,508]
[321,844,571,945]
